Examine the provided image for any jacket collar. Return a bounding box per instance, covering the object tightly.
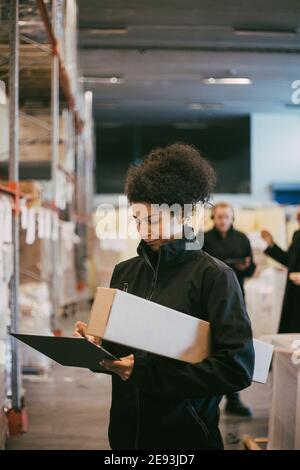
[212,224,234,239]
[137,225,201,268]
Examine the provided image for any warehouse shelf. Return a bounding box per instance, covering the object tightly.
[0,0,95,447]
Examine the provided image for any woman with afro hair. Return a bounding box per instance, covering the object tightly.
[74,143,254,450]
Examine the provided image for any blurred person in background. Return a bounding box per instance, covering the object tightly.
[203,202,256,417]
[261,205,300,333]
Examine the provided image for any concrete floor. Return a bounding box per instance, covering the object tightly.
[7,309,271,450]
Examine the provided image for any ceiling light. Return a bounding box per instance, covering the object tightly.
[234,28,297,37]
[81,28,128,36]
[202,77,252,85]
[187,103,223,110]
[79,76,124,85]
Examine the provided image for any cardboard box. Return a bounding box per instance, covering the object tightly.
[88,288,210,364]
[268,350,300,450]
[87,287,273,383]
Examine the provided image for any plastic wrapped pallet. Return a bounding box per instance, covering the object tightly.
[0,102,9,162]
[0,360,8,449]
[19,282,52,372]
[58,221,79,306]
[0,194,13,447]
[268,348,300,450]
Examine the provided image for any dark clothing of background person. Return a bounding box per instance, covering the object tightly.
[203,225,256,295]
[103,230,254,450]
[265,230,300,333]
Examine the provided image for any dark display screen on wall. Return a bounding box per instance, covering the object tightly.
[96,117,250,194]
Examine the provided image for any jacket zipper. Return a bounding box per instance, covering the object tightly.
[186,399,210,437]
[134,249,161,449]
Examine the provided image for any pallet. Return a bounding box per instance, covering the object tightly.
[243,435,268,450]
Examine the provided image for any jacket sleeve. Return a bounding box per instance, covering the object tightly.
[128,268,255,399]
[241,237,256,278]
[265,243,289,267]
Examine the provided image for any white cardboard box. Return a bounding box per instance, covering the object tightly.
[87,287,273,383]
[268,350,300,450]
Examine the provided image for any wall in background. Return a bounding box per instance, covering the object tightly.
[213,113,300,206]
[251,113,300,202]
[94,113,300,207]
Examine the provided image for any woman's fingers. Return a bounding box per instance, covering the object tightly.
[73,331,83,338]
[289,272,300,285]
[73,321,88,337]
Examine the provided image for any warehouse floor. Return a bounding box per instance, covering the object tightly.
[7,309,271,450]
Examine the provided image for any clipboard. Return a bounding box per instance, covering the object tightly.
[223,257,247,266]
[11,333,120,373]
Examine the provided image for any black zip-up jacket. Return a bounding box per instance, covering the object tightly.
[265,230,300,333]
[203,226,256,294]
[104,230,254,450]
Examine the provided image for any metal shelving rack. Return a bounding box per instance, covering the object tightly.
[0,0,95,434]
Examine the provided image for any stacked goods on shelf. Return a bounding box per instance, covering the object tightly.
[0,81,9,162]
[0,360,7,449]
[0,194,13,448]
[267,337,300,450]
[58,221,79,306]
[18,181,53,284]
[19,112,65,163]
[19,282,52,373]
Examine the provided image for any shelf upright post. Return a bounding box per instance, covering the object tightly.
[8,0,21,410]
[50,0,60,330]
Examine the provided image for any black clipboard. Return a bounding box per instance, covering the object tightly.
[223,257,247,266]
[11,333,120,373]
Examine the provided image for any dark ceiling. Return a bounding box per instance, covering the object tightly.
[77,0,300,125]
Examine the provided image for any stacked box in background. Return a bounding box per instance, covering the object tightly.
[19,282,52,373]
[19,113,65,163]
[0,96,9,162]
[0,362,8,449]
[0,195,14,449]
[268,347,300,449]
[58,221,79,306]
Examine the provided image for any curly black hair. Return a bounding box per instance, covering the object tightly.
[125,143,216,208]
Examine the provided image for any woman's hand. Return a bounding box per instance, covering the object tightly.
[261,230,274,247]
[100,354,134,381]
[73,321,100,345]
[289,272,300,286]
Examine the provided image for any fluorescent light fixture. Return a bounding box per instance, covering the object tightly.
[202,77,252,85]
[187,103,223,110]
[234,28,297,37]
[81,28,128,35]
[79,76,124,85]
[18,20,41,26]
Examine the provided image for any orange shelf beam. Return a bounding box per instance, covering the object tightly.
[36,0,84,134]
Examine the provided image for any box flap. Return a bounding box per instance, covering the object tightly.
[87,287,116,339]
